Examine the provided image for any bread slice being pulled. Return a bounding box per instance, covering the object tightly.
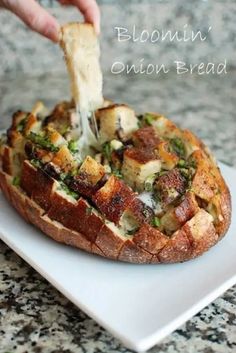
[0,23,231,264]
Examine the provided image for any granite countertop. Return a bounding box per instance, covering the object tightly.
[0,71,236,353]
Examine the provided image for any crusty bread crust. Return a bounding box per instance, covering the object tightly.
[0,155,231,264]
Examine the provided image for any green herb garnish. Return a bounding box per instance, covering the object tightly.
[86,206,93,215]
[112,169,123,179]
[12,176,20,187]
[144,113,155,126]
[68,140,79,154]
[30,158,42,169]
[169,138,186,158]
[102,142,112,160]
[60,182,79,199]
[28,132,59,153]
[151,216,161,228]
[178,159,186,167]
[137,120,142,128]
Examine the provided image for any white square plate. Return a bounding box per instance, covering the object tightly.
[0,162,235,352]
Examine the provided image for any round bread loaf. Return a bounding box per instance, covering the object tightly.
[0,101,231,263]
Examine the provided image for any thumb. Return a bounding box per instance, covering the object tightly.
[5,0,60,42]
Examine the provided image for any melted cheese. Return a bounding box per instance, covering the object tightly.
[138,191,163,214]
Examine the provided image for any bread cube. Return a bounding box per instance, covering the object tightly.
[25,197,44,226]
[120,198,154,232]
[132,126,161,149]
[9,111,28,131]
[181,129,202,157]
[182,209,217,258]
[1,145,14,175]
[48,129,67,147]
[118,240,153,263]
[20,161,37,196]
[207,192,231,237]
[31,101,48,118]
[79,155,105,185]
[0,171,12,202]
[21,160,56,210]
[9,184,29,222]
[155,168,187,207]
[32,170,57,211]
[122,148,161,191]
[92,175,135,223]
[48,191,104,242]
[52,145,78,172]
[69,156,105,197]
[95,222,128,259]
[145,113,180,138]
[161,192,199,234]
[24,114,41,136]
[158,229,191,263]
[59,226,92,252]
[97,104,139,143]
[156,141,179,170]
[191,150,218,202]
[133,224,169,254]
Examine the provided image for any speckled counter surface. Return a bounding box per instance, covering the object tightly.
[0,72,236,353]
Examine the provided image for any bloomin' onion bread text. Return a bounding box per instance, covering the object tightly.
[0,23,231,263]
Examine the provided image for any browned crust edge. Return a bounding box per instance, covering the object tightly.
[0,164,231,264]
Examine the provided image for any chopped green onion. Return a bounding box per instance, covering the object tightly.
[68,139,79,154]
[144,174,156,192]
[28,132,59,153]
[137,120,142,128]
[178,159,186,167]
[59,182,79,199]
[12,176,20,187]
[86,206,93,215]
[30,158,42,169]
[144,113,155,125]
[112,169,123,179]
[151,216,161,228]
[169,138,186,158]
[102,142,112,160]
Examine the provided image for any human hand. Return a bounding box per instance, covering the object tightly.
[0,0,100,42]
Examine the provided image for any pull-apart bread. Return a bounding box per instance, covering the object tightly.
[0,23,231,263]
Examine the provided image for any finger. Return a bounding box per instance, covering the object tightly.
[72,0,100,34]
[7,0,60,42]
